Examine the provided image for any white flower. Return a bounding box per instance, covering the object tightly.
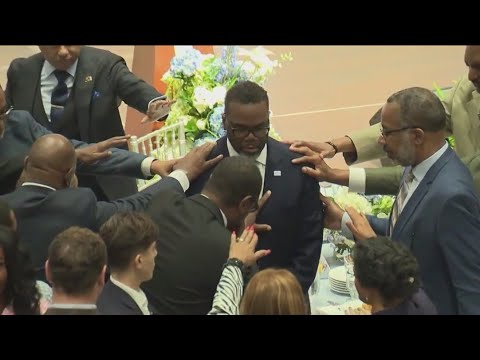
[332,188,372,215]
[192,86,212,113]
[211,85,227,105]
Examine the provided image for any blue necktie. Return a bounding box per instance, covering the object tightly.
[50,70,70,123]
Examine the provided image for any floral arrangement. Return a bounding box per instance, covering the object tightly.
[161,46,292,147]
[322,186,395,256]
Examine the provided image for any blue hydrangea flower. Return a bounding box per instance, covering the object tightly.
[213,58,229,82]
[170,48,202,78]
[209,105,225,135]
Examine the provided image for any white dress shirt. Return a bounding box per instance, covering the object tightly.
[226,139,267,197]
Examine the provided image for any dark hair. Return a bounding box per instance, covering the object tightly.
[0,201,13,228]
[224,81,269,114]
[386,87,446,132]
[352,236,420,303]
[0,225,41,315]
[48,227,107,296]
[203,157,262,207]
[100,212,159,272]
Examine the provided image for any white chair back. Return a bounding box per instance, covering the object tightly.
[129,122,186,191]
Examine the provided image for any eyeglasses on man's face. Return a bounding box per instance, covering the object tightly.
[230,125,270,138]
[380,125,421,137]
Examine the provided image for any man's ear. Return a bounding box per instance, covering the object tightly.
[65,166,76,188]
[412,128,425,145]
[98,265,107,287]
[134,254,142,268]
[45,260,52,284]
[23,155,29,167]
[239,195,256,213]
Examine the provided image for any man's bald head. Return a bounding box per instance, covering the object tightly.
[23,134,77,189]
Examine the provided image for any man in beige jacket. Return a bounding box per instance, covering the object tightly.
[289,46,480,195]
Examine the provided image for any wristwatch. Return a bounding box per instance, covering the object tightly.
[224,258,245,275]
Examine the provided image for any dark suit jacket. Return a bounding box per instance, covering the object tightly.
[0,179,173,282]
[0,110,148,196]
[186,137,325,293]
[368,147,480,315]
[5,46,163,199]
[142,177,231,315]
[97,280,157,315]
[374,289,437,315]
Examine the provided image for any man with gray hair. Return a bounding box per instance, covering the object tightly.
[301,87,480,315]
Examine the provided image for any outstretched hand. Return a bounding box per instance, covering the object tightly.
[75,135,131,164]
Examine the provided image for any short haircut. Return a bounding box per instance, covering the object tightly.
[202,156,262,207]
[240,268,308,315]
[386,87,447,132]
[100,212,159,272]
[48,226,107,296]
[225,80,269,114]
[352,236,420,302]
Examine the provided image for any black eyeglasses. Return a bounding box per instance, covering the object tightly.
[230,126,270,138]
[380,125,422,137]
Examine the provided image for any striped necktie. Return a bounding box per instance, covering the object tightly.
[389,168,415,236]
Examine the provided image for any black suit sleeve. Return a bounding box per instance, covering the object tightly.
[95,176,183,227]
[19,110,147,179]
[291,175,325,293]
[5,59,20,108]
[107,56,163,113]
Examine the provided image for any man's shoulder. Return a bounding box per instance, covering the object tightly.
[7,110,35,126]
[81,46,123,64]
[9,53,43,73]
[267,137,306,162]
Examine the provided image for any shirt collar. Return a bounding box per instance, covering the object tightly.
[411,141,449,183]
[22,182,56,191]
[226,138,267,166]
[110,276,150,315]
[42,58,78,79]
[47,303,96,309]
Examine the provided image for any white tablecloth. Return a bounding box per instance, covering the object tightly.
[309,243,351,312]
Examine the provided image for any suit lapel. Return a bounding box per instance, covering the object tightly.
[23,55,49,127]
[263,139,285,197]
[214,137,230,158]
[392,148,454,246]
[73,48,96,140]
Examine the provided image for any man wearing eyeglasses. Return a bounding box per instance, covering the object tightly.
[288,46,480,196]
[306,87,480,314]
[187,81,325,296]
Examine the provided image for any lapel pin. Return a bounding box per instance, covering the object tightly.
[274,170,281,177]
[85,75,93,83]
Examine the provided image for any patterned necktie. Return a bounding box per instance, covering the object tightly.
[50,70,70,123]
[389,168,415,236]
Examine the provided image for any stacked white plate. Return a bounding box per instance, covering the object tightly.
[328,267,349,295]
